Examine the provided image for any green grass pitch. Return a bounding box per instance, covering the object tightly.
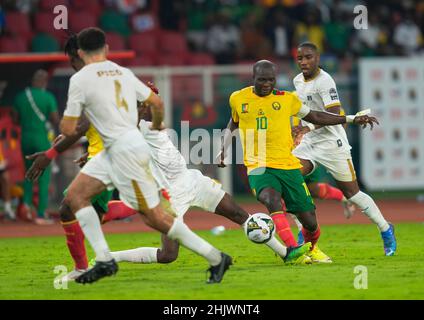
[0,223,423,300]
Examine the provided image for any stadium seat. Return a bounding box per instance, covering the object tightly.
[156,53,187,66]
[105,32,126,51]
[100,10,131,37]
[128,32,157,55]
[69,11,97,33]
[0,37,28,53]
[72,0,103,17]
[159,31,188,54]
[124,54,157,67]
[39,0,69,11]
[187,53,215,65]
[34,12,67,44]
[31,33,60,52]
[5,12,32,44]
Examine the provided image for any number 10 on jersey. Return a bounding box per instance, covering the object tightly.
[256,116,268,130]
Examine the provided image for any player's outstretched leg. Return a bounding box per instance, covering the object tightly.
[214,193,308,264]
[336,180,396,256]
[257,188,297,247]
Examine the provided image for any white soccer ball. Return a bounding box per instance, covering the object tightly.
[244,213,275,244]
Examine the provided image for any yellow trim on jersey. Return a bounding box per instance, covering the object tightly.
[347,159,356,181]
[60,219,78,226]
[324,102,342,109]
[132,180,147,211]
[63,115,80,120]
[303,68,321,82]
[86,125,104,158]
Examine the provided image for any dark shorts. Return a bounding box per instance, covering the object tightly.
[248,167,315,213]
[63,188,114,214]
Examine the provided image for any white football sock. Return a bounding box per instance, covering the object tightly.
[290,214,303,231]
[265,236,287,258]
[167,218,222,266]
[348,191,390,232]
[4,201,15,218]
[111,247,158,263]
[75,206,112,262]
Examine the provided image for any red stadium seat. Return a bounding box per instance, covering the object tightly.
[34,12,68,44]
[128,32,157,55]
[39,0,69,11]
[0,37,28,53]
[156,53,186,66]
[159,31,188,54]
[105,32,126,51]
[72,0,103,17]
[187,53,215,65]
[5,12,33,43]
[125,54,157,67]
[69,11,98,33]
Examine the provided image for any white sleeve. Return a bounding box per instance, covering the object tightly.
[130,72,152,102]
[296,104,311,119]
[318,76,341,108]
[64,77,85,118]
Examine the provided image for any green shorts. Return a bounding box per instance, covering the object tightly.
[248,167,315,213]
[63,188,114,214]
[304,167,321,184]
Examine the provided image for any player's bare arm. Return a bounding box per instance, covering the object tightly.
[144,92,165,130]
[218,118,239,167]
[302,110,379,130]
[26,116,90,181]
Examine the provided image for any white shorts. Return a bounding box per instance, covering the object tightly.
[167,169,225,217]
[81,129,160,210]
[293,141,357,182]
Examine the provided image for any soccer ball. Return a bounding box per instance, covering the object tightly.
[244,213,275,244]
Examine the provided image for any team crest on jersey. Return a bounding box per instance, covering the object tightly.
[241,103,249,113]
[272,102,281,110]
[329,88,338,100]
[258,109,264,116]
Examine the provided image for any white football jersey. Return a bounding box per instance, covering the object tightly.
[64,60,152,148]
[138,120,187,186]
[293,68,351,152]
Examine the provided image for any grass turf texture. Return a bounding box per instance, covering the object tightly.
[0,223,423,300]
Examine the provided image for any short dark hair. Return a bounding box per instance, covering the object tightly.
[298,42,318,52]
[77,27,106,52]
[64,32,79,57]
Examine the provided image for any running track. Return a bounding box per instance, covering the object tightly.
[0,199,423,238]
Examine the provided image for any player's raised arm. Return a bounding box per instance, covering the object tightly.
[302,110,379,130]
[60,76,85,136]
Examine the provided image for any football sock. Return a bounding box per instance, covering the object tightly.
[317,183,344,202]
[75,206,112,262]
[301,225,321,249]
[271,211,298,247]
[111,247,158,263]
[265,236,287,258]
[167,218,222,266]
[61,220,88,270]
[102,200,137,223]
[348,191,390,232]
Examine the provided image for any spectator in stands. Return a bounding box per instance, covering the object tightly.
[12,70,59,225]
[239,12,272,61]
[206,10,241,64]
[264,9,293,60]
[115,0,148,15]
[353,13,389,56]
[393,12,423,56]
[294,8,325,52]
